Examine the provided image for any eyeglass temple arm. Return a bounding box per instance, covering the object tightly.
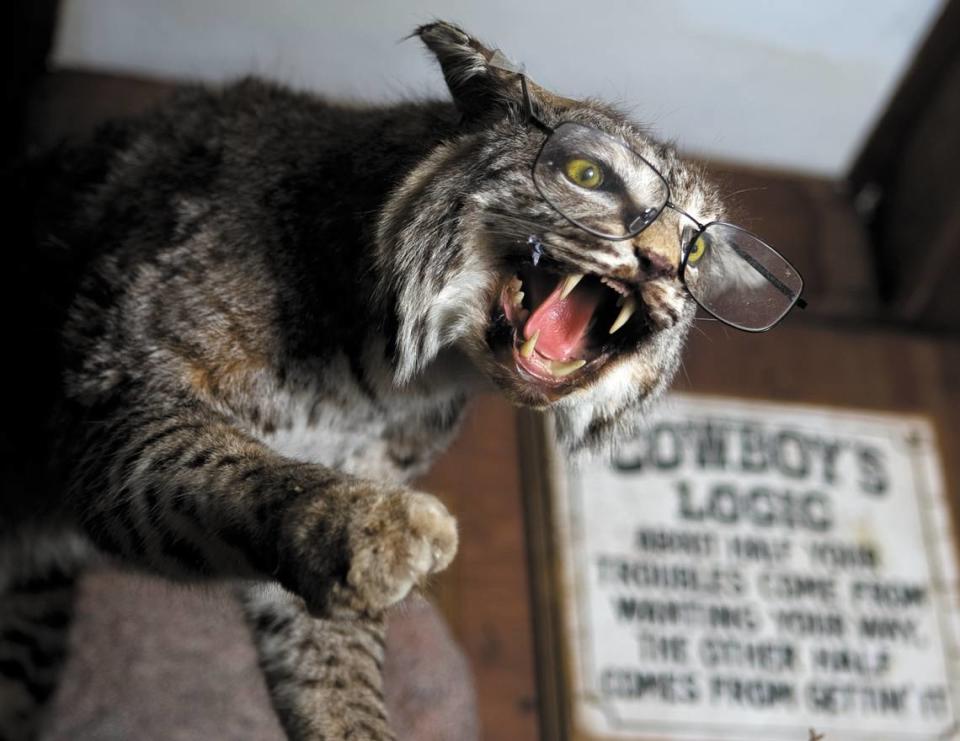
[519,75,553,133]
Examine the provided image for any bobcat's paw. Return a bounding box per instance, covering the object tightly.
[345,490,458,614]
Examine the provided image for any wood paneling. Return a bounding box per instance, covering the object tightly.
[419,397,541,741]
[848,0,960,329]
[701,162,880,321]
[24,70,176,153]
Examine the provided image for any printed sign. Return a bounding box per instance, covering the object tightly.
[555,394,960,740]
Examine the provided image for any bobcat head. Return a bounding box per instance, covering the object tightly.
[377,21,724,453]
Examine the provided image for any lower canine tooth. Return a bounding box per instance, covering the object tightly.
[520,330,540,359]
[560,274,585,300]
[512,291,525,308]
[609,296,637,334]
[549,359,586,377]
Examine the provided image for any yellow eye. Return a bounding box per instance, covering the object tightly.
[687,235,708,264]
[564,158,603,189]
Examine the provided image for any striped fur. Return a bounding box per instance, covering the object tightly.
[240,584,393,740]
[2,20,722,740]
[0,532,92,740]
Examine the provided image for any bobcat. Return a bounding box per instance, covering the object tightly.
[1,20,742,741]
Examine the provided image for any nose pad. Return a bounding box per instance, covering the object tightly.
[627,207,659,234]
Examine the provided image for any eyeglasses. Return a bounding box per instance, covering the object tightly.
[517,75,806,332]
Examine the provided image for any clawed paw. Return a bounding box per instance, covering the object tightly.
[344,490,458,613]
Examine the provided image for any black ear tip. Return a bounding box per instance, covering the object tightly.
[414,20,471,47]
[414,20,497,72]
[413,20,505,117]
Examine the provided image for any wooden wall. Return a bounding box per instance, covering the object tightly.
[849,0,960,330]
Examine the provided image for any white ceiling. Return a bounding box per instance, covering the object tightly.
[52,0,944,177]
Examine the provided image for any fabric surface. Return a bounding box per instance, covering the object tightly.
[42,569,477,740]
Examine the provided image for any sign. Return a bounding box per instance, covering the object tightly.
[553,394,960,740]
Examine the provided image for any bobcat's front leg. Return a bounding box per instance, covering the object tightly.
[66,394,458,616]
[240,584,394,741]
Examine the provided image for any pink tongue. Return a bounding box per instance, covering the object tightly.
[523,280,601,360]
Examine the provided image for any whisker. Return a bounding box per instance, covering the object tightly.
[721,186,768,200]
[484,211,547,233]
[689,323,713,343]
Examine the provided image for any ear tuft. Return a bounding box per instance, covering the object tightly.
[414,21,514,118]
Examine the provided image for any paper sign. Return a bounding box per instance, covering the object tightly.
[556,394,960,740]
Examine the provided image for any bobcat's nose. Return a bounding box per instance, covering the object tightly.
[630,219,680,282]
[635,249,675,280]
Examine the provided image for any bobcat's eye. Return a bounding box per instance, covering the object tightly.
[687,234,708,264]
[564,158,604,189]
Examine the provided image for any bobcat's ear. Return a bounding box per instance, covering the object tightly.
[415,21,517,119]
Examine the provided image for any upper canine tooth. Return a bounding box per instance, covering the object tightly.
[609,296,637,334]
[560,274,585,300]
[509,276,523,292]
[520,330,540,359]
[549,358,586,377]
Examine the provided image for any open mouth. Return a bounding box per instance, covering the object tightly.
[491,261,651,390]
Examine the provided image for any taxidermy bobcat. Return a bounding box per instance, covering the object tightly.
[2,21,727,741]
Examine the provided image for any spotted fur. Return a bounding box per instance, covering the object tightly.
[2,21,721,740]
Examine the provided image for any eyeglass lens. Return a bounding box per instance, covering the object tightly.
[533,122,669,239]
[683,223,803,331]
